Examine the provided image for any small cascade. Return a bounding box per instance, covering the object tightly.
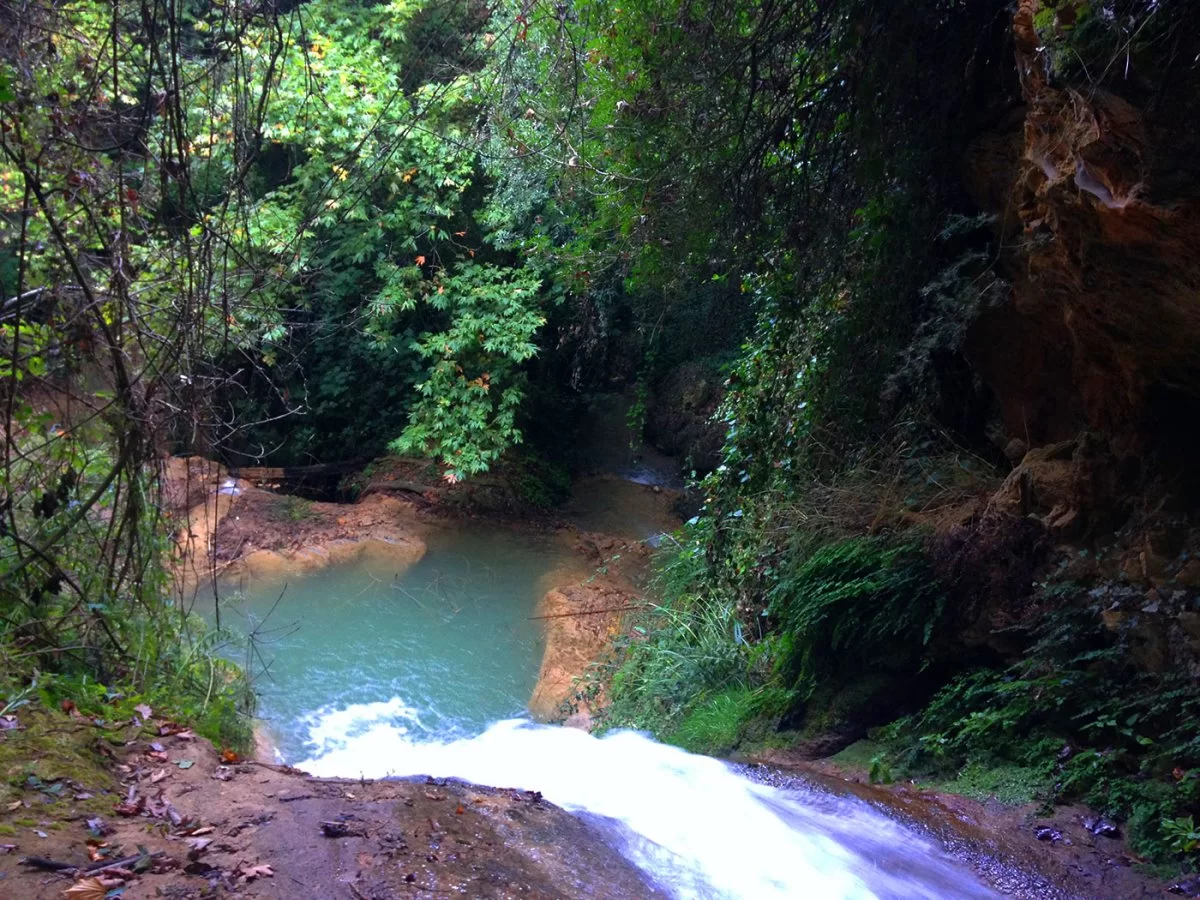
[297,713,998,900]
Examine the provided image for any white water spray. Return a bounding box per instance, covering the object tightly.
[295,703,999,900]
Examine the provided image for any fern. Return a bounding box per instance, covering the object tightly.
[768,537,945,696]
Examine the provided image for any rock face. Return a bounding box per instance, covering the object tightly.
[939,2,1200,666]
[645,360,725,474]
[965,1,1200,460]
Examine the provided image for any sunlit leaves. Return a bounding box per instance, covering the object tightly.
[391,263,544,479]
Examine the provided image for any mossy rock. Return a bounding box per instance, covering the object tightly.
[799,673,898,737]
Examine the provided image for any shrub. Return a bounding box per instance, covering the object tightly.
[769,536,946,697]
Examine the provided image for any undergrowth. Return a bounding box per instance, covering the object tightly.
[873,598,1200,864]
[768,536,945,698]
[595,516,948,759]
[0,615,256,755]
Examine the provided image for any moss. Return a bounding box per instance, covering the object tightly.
[0,707,114,802]
[831,739,887,772]
[12,817,36,828]
[924,760,1049,807]
[0,823,15,835]
[800,673,895,738]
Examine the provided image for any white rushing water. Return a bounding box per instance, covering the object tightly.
[295,703,1000,900]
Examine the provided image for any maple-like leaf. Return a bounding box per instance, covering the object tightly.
[63,876,122,900]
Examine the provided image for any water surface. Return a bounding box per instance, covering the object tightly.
[208,529,567,761]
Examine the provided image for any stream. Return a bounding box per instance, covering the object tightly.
[205,523,1007,900]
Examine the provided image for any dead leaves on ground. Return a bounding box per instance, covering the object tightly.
[238,863,274,882]
[63,876,125,899]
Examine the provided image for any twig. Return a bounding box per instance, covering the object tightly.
[84,851,166,875]
[19,857,74,872]
[21,850,166,874]
[529,605,643,621]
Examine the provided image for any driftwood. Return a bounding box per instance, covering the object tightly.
[358,479,437,497]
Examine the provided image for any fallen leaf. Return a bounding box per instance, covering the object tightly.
[85,816,111,836]
[63,877,109,900]
[176,759,194,770]
[7,800,22,811]
[241,864,274,881]
[151,769,168,783]
[186,826,214,836]
[220,749,238,763]
[0,843,15,853]
[415,255,426,266]
[145,751,168,763]
[114,796,144,816]
[149,742,165,752]
[424,790,444,801]
[134,704,153,721]
[34,830,47,838]
[176,730,196,741]
[320,820,366,838]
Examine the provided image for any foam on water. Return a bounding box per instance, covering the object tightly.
[296,704,999,900]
